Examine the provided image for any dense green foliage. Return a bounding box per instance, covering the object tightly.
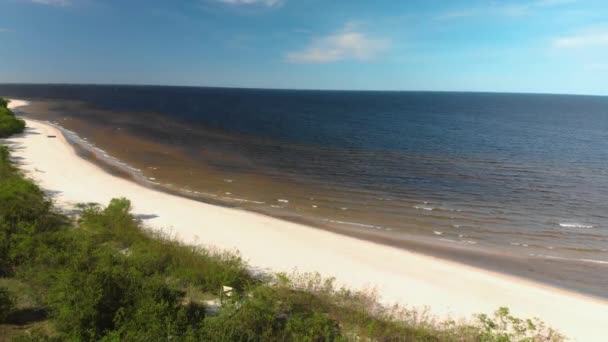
[0,286,15,322]
[0,99,26,138]
[0,100,564,341]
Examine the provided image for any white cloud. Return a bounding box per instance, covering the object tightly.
[286,26,389,63]
[216,0,282,7]
[29,0,70,6]
[553,32,608,48]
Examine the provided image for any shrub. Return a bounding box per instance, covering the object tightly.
[0,286,15,322]
[200,285,342,341]
[0,98,26,138]
[0,164,59,276]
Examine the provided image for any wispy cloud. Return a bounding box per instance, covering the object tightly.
[0,28,13,33]
[29,0,70,6]
[286,24,389,63]
[553,32,608,48]
[438,0,578,19]
[215,0,282,7]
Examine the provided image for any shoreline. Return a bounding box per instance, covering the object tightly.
[12,98,608,299]
[5,99,608,341]
[13,100,608,300]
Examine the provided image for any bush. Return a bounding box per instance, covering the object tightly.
[0,98,26,138]
[200,285,342,341]
[0,160,59,276]
[0,286,15,322]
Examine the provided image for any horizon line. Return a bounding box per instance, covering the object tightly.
[0,82,606,98]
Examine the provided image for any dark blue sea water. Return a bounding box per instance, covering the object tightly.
[2,84,608,296]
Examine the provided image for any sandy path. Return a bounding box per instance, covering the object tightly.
[5,99,608,341]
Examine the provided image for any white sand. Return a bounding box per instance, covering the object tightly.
[5,99,608,341]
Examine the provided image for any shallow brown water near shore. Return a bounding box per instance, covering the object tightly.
[14,98,608,299]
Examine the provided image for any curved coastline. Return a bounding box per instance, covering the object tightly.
[6,99,608,341]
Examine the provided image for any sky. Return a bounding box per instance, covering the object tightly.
[1,0,607,94]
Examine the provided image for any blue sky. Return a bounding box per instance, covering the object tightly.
[1,0,607,94]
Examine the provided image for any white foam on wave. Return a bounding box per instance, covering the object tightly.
[433,231,443,236]
[223,197,265,205]
[510,242,529,247]
[559,223,594,229]
[277,199,289,203]
[438,207,462,212]
[413,205,434,211]
[528,253,608,265]
[45,120,146,176]
[320,218,390,231]
[439,238,477,245]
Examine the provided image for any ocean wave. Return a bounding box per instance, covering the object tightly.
[413,205,434,211]
[413,203,462,213]
[320,218,389,231]
[45,121,145,177]
[528,253,608,265]
[222,197,265,205]
[559,223,594,229]
[439,238,477,245]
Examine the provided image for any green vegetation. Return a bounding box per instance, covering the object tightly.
[0,286,15,322]
[0,99,26,138]
[0,98,564,341]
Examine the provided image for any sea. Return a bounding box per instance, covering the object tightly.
[1,84,607,298]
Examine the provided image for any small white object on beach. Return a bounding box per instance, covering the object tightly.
[225,192,231,195]
[312,205,318,208]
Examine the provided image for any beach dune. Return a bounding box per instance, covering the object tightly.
[5,99,608,341]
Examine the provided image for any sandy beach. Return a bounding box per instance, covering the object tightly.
[5,99,608,341]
